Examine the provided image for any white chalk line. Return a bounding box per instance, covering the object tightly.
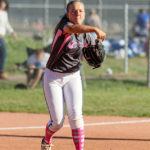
[0,119,150,131]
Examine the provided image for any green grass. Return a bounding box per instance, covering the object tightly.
[1,36,150,117]
[83,79,150,117]
[0,81,47,113]
[82,56,147,78]
[0,79,150,117]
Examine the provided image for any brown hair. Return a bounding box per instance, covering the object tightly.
[54,1,83,35]
[139,9,146,13]
[35,48,44,56]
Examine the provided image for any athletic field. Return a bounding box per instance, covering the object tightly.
[0,113,150,150]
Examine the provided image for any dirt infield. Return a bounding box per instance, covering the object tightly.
[0,113,150,150]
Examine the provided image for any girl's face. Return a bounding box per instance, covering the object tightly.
[67,2,85,25]
[0,1,7,11]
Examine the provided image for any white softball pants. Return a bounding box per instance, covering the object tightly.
[43,68,84,132]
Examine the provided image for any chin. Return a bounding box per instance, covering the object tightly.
[75,20,83,24]
[71,19,83,24]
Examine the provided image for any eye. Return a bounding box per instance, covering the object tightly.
[71,11,75,15]
[70,10,84,15]
[79,10,84,13]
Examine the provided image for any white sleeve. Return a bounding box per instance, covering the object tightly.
[40,53,50,67]
[6,12,14,33]
[27,55,36,66]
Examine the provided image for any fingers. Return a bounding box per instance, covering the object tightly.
[96,31,106,41]
[100,36,105,41]
[95,28,106,41]
[97,34,106,41]
[101,32,106,41]
[102,35,106,41]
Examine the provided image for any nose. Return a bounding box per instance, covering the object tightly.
[76,10,80,15]
[73,10,81,16]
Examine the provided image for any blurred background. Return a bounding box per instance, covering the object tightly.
[0,0,150,116]
[4,0,149,77]
[8,0,149,37]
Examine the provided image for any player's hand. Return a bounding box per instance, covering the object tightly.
[95,28,106,41]
[12,32,18,41]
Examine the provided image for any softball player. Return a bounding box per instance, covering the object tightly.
[41,1,106,150]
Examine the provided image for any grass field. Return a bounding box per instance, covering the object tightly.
[0,36,150,117]
[0,78,150,117]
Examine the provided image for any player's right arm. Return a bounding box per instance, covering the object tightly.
[63,23,106,41]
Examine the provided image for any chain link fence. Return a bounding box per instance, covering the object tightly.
[5,0,150,86]
[7,0,150,38]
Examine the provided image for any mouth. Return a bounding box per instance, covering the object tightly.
[75,17,81,22]
[75,16,81,19]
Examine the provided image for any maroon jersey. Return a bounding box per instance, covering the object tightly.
[46,18,95,73]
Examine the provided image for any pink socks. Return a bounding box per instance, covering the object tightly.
[44,124,55,145]
[72,128,85,150]
[44,123,85,149]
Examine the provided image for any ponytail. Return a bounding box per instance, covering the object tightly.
[54,14,68,36]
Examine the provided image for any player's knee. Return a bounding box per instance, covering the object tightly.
[54,122,63,129]
[50,121,64,131]
[69,118,84,129]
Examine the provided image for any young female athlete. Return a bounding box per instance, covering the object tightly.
[41,1,106,150]
[0,0,18,80]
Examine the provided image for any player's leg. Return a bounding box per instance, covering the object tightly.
[63,71,85,150]
[0,38,8,80]
[42,69,65,146]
